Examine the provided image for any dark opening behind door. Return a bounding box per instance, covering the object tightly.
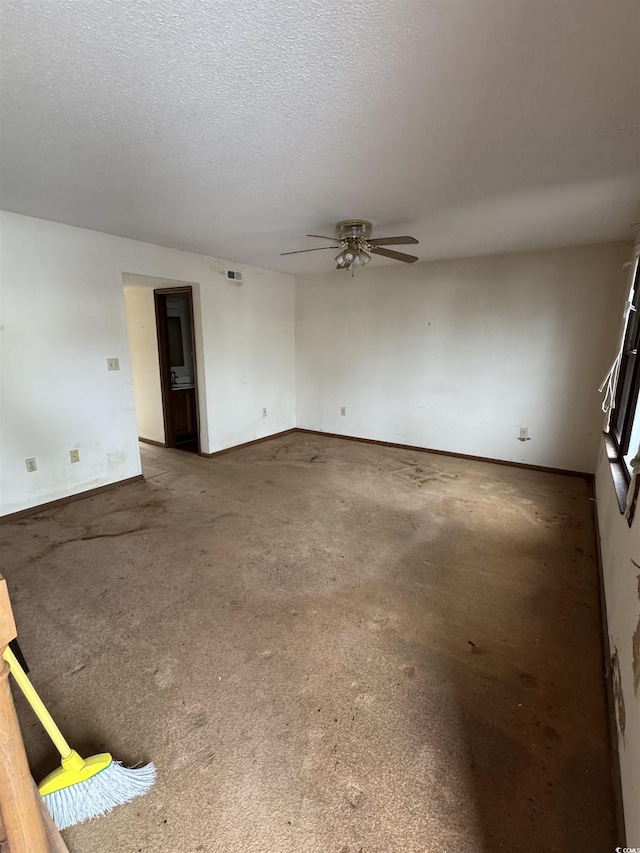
[155,287,200,453]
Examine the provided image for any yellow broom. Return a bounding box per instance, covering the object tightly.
[2,646,155,830]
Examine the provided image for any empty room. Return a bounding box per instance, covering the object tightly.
[0,1,639,851]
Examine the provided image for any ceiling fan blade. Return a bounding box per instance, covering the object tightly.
[281,246,339,255]
[370,247,419,263]
[368,236,419,246]
[306,234,338,241]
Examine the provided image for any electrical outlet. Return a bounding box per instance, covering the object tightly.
[25,458,37,473]
[69,449,80,463]
[262,407,268,417]
[107,357,120,371]
[341,406,347,416]
[518,427,529,441]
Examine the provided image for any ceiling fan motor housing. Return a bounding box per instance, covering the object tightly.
[336,220,373,243]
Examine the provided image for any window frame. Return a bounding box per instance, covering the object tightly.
[606,258,640,514]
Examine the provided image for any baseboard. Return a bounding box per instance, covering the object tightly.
[591,481,627,846]
[150,427,591,478]
[0,475,144,524]
[199,429,297,458]
[295,429,592,479]
[1,429,590,522]
[138,436,167,448]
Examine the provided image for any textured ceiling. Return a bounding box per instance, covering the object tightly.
[1,0,639,274]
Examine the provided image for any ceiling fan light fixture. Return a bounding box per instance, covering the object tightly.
[355,249,371,266]
[336,249,356,267]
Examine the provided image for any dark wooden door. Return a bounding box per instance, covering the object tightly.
[155,288,200,453]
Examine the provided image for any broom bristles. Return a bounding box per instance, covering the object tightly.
[43,760,156,830]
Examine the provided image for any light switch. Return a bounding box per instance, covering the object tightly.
[107,358,120,371]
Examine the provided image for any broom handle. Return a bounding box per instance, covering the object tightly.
[2,647,72,761]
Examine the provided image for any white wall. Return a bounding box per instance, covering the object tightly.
[0,212,625,520]
[123,284,165,444]
[595,443,640,843]
[0,214,142,515]
[0,212,296,516]
[296,244,628,473]
[203,264,295,451]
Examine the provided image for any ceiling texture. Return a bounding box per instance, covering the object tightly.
[1,0,639,274]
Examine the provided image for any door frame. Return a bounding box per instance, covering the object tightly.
[154,286,201,452]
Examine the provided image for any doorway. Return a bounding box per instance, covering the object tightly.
[155,287,200,453]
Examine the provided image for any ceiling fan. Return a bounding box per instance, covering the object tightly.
[281,220,419,271]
